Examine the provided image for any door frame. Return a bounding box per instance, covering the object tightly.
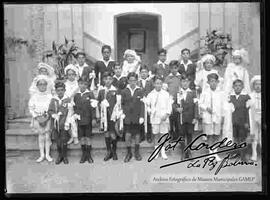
[113,12,162,61]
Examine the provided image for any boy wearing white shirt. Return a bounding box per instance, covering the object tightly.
[199,73,225,161]
[146,75,172,159]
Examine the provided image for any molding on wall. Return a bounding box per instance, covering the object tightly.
[163,27,199,50]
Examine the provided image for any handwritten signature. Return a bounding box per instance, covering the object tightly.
[147,133,257,174]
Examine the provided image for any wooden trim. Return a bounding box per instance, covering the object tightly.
[163,27,199,50]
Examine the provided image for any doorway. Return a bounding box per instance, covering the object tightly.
[114,13,162,69]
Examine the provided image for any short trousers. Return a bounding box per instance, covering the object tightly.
[124,123,140,136]
[78,124,92,139]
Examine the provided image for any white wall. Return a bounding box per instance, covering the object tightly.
[83,3,199,60]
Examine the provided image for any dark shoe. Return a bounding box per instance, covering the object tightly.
[112,139,118,160]
[134,144,142,161]
[55,155,63,165]
[104,137,112,161]
[55,146,63,165]
[80,145,86,163]
[104,151,113,161]
[87,145,94,163]
[63,157,69,164]
[124,147,132,162]
[62,145,69,164]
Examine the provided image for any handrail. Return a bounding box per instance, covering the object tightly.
[164,27,199,50]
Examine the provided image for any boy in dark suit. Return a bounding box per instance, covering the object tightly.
[138,65,154,143]
[121,72,145,162]
[48,82,71,164]
[230,79,251,161]
[151,48,170,79]
[178,48,196,89]
[94,45,116,87]
[112,62,128,92]
[73,76,98,164]
[172,74,199,160]
[98,71,119,161]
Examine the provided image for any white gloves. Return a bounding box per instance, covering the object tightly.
[73,114,81,121]
[89,72,96,79]
[64,123,70,130]
[52,112,62,121]
[90,99,98,108]
[101,99,109,107]
[139,117,144,124]
[162,83,168,90]
[120,114,126,120]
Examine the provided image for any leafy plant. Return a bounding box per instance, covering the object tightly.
[200,29,232,66]
[43,37,79,80]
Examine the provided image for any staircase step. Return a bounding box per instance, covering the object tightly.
[6,128,154,151]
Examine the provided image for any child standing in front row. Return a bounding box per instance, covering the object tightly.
[98,71,119,161]
[199,73,225,161]
[229,79,251,161]
[173,74,199,160]
[138,65,154,143]
[73,76,98,164]
[121,72,145,162]
[48,82,71,164]
[249,75,261,161]
[146,75,172,160]
[164,60,182,140]
[28,75,53,163]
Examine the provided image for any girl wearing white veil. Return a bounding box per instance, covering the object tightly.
[29,62,56,97]
[121,49,141,77]
[28,75,53,163]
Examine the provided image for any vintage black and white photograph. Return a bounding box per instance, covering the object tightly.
[4,2,263,193]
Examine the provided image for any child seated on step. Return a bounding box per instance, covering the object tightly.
[48,81,71,165]
[28,75,53,163]
[64,64,80,145]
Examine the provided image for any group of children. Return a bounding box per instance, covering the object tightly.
[28,44,261,165]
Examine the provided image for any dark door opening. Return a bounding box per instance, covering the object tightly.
[114,13,162,69]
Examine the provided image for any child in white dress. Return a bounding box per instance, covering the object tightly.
[223,48,250,96]
[121,49,141,77]
[28,75,53,162]
[64,64,80,145]
[29,62,56,97]
[248,75,261,161]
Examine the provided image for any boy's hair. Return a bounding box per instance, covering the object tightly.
[78,75,89,84]
[103,71,114,79]
[101,45,112,53]
[127,72,138,80]
[169,60,179,68]
[233,79,244,86]
[76,52,86,58]
[55,81,66,90]
[181,73,190,81]
[140,64,149,72]
[181,48,190,54]
[153,75,164,83]
[158,48,167,55]
[207,73,219,81]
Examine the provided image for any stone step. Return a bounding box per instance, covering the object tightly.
[6,128,154,151]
